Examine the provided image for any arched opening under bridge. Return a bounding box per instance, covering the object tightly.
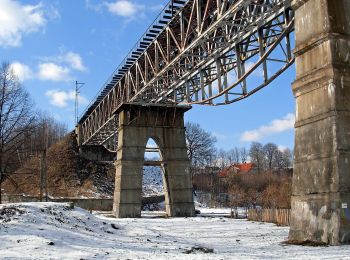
[142,138,167,217]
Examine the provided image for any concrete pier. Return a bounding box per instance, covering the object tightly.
[113,105,195,218]
[289,0,350,244]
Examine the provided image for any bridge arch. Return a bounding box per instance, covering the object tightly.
[112,105,195,218]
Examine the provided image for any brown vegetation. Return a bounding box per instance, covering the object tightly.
[3,133,115,198]
[228,171,292,209]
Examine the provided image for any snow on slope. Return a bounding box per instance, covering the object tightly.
[1,203,350,260]
[142,166,164,197]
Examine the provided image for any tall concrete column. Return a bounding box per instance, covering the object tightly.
[113,104,195,218]
[290,0,350,244]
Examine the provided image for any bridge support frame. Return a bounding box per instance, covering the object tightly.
[113,104,195,218]
[290,0,350,244]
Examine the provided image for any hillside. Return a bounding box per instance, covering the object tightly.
[142,166,164,196]
[3,133,115,198]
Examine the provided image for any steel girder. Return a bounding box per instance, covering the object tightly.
[79,0,294,147]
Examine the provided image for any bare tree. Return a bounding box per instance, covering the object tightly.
[0,63,35,203]
[226,147,240,165]
[282,148,293,169]
[240,147,248,163]
[249,142,265,173]
[273,148,293,172]
[234,147,240,164]
[263,143,278,171]
[185,122,217,167]
[216,149,230,169]
[273,149,284,171]
[30,111,67,154]
[226,149,234,165]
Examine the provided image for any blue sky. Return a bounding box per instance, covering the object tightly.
[0,0,296,151]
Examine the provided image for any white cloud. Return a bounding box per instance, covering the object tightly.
[240,113,295,142]
[278,145,288,152]
[62,52,86,72]
[245,61,265,78]
[221,61,264,87]
[45,89,88,108]
[105,0,144,18]
[38,63,71,82]
[9,62,33,82]
[0,0,46,47]
[41,51,87,72]
[9,51,86,82]
[76,93,89,106]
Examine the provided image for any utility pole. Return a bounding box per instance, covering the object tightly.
[39,149,47,202]
[75,81,85,126]
[39,152,43,201]
[39,122,48,202]
[39,121,48,202]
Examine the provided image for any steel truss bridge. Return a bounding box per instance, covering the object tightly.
[78,0,295,148]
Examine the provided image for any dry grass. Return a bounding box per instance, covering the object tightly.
[3,133,115,198]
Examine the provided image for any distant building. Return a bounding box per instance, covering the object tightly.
[218,163,257,178]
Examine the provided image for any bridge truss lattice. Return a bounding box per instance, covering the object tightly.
[78,0,295,147]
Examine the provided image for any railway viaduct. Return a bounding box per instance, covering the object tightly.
[76,0,350,245]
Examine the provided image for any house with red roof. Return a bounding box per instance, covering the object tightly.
[218,162,257,178]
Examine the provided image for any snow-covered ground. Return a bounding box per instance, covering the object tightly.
[142,166,164,197]
[1,203,350,259]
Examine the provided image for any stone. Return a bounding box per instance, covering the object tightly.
[289,0,350,245]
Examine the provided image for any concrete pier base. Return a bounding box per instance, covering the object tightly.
[289,0,350,245]
[113,105,195,218]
